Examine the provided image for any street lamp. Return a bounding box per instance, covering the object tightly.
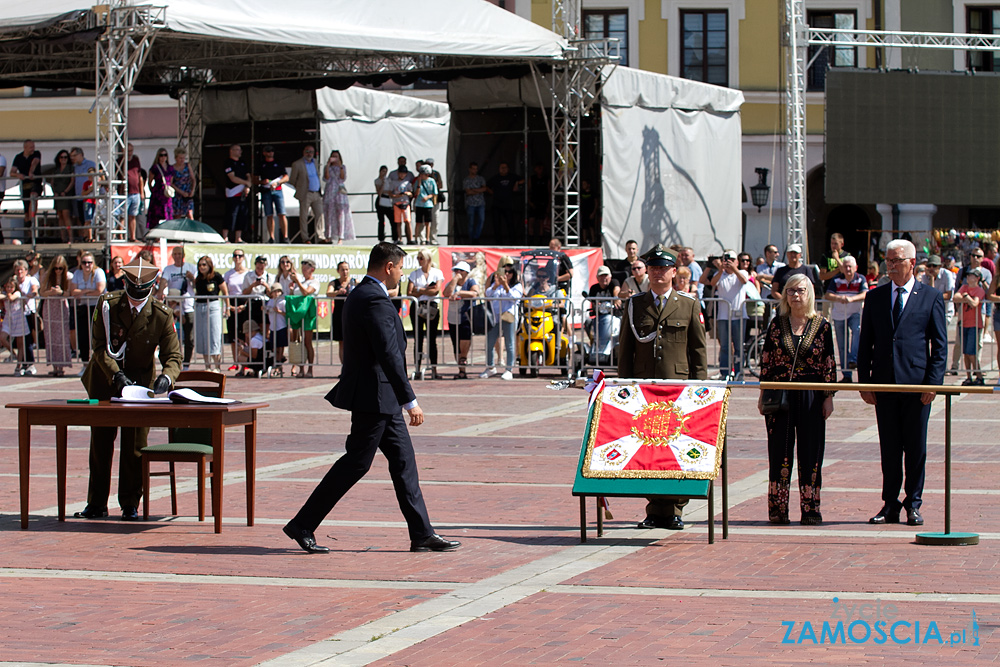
[750,167,770,212]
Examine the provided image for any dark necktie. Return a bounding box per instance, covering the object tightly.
[892,286,905,328]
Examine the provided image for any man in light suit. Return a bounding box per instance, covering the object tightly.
[288,145,325,243]
[283,242,459,553]
[858,239,947,527]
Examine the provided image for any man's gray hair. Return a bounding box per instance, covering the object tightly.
[69,146,84,156]
[885,239,915,258]
[842,255,857,267]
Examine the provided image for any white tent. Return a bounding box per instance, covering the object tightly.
[448,68,744,258]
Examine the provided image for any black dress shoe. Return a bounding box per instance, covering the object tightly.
[906,508,924,526]
[637,516,670,529]
[869,506,900,524]
[73,505,108,519]
[283,522,330,554]
[121,506,139,521]
[410,534,460,552]
[666,516,685,530]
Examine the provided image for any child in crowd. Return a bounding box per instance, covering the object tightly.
[954,268,986,386]
[0,275,28,371]
[265,282,287,377]
[236,320,267,377]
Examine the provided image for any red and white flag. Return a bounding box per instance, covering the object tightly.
[583,382,730,479]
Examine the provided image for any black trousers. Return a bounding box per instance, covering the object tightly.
[178,311,194,364]
[410,306,440,368]
[75,304,94,362]
[765,390,826,520]
[875,393,929,511]
[376,205,396,242]
[87,425,150,509]
[291,410,434,541]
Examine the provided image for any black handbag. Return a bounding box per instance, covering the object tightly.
[471,300,494,335]
[761,324,803,416]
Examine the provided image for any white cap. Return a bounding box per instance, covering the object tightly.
[787,243,803,254]
[596,265,612,276]
[453,261,471,273]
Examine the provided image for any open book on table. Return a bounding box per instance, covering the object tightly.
[111,386,238,405]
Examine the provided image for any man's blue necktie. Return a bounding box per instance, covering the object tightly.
[892,286,905,328]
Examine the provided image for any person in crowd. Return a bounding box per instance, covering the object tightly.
[710,250,751,380]
[106,255,126,293]
[74,256,181,521]
[482,263,522,381]
[11,140,42,230]
[527,163,549,245]
[859,239,947,528]
[462,162,488,242]
[374,165,395,243]
[275,255,296,294]
[757,273,836,525]
[147,147,174,229]
[424,157,444,245]
[981,241,997,277]
[618,246,707,531]
[771,244,822,299]
[921,254,955,326]
[79,167,98,242]
[224,249,250,371]
[487,162,523,244]
[407,251,443,379]
[265,282,287,377]
[443,260,479,379]
[282,242,459,554]
[289,145,324,243]
[124,143,144,241]
[413,164,438,245]
[193,255,227,373]
[818,232,853,284]
[327,261,356,364]
[68,147,96,233]
[864,261,880,289]
[548,238,574,292]
[39,255,73,377]
[989,268,1000,384]
[585,265,620,359]
[171,147,195,221]
[611,240,640,285]
[287,258,321,378]
[390,163,414,245]
[256,145,288,243]
[69,252,104,367]
[222,144,251,243]
[51,150,75,243]
[236,319,267,377]
[241,255,271,332]
[950,247,992,376]
[158,245,195,369]
[826,256,867,382]
[7,260,39,375]
[673,266,692,293]
[619,258,649,300]
[954,268,987,386]
[0,274,29,368]
[579,179,599,246]
[677,247,703,300]
[25,251,42,282]
[737,252,758,286]
[323,149,355,244]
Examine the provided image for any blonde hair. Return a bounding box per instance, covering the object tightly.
[778,274,816,318]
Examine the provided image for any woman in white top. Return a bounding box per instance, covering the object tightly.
[407,251,444,378]
[69,252,105,365]
[223,249,250,370]
[482,263,524,380]
[288,258,321,378]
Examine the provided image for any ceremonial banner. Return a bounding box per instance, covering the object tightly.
[582,382,730,480]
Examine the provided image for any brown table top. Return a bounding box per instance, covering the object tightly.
[6,399,269,413]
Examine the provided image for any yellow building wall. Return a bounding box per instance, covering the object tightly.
[637,0,667,73]
[0,109,96,142]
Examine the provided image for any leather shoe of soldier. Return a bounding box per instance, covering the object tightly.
[73,505,108,519]
[120,506,140,521]
[636,516,671,529]
[666,516,685,530]
[906,508,924,526]
[283,522,330,554]
[410,534,461,552]
[869,506,900,525]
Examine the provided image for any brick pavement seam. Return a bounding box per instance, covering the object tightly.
[547,585,1000,604]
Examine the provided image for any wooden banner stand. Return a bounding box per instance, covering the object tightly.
[571,398,729,545]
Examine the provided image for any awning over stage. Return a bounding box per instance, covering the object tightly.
[0,0,568,90]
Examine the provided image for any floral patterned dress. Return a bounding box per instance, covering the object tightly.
[760,314,836,523]
[323,165,355,242]
[171,163,194,217]
[147,163,175,228]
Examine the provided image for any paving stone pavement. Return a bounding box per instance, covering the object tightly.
[1,364,998,666]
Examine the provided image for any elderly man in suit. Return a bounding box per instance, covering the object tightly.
[74,256,183,521]
[283,242,459,553]
[288,145,325,243]
[858,238,947,527]
[618,245,708,530]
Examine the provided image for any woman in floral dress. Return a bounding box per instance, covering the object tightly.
[322,149,355,244]
[171,146,195,219]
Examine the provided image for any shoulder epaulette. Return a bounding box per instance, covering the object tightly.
[678,290,696,299]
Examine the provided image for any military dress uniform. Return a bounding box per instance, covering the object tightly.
[78,259,182,517]
[617,246,708,528]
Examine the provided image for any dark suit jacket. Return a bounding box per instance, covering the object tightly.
[325,276,415,414]
[857,280,947,386]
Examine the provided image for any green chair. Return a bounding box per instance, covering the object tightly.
[141,371,226,522]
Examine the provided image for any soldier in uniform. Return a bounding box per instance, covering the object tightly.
[617,245,708,530]
[73,256,183,521]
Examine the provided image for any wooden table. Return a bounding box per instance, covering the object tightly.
[8,399,269,534]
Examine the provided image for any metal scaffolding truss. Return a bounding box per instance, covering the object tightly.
[785,2,1000,257]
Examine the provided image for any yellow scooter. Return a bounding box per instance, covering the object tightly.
[516,250,570,377]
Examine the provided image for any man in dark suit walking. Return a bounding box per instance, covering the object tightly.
[858,239,947,527]
[283,242,459,553]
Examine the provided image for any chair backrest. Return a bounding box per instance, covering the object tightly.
[169,370,226,445]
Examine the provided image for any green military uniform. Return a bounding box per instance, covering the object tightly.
[617,246,708,525]
[80,290,182,511]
